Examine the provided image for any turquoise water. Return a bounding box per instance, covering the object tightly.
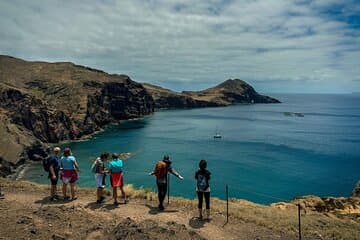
[23,94,360,204]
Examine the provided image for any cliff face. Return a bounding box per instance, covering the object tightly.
[0,55,155,172]
[0,55,279,177]
[143,79,280,109]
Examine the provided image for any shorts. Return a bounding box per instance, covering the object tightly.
[95,173,105,188]
[61,170,78,184]
[110,172,123,188]
[49,171,59,185]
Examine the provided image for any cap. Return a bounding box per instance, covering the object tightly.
[63,147,71,155]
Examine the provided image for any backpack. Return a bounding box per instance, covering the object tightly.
[42,156,51,172]
[197,173,208,191]
[91,158,100,173]
[154,160,167,178]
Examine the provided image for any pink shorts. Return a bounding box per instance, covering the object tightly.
[110,172,123,188]
[61,170,78,184]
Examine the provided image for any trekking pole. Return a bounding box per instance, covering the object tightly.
[297,204,302,240]
[226,184,229,223]
[167,172,170,204]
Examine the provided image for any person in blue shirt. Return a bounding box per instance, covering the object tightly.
[49,146,61,201]
[60,147,80,200]
[108,153,127,205]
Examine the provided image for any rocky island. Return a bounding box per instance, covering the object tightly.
[0,55,279,177]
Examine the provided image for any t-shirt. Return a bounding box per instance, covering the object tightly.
[61,156,76,170]
[49,155,60,172]
[109,158,123,173]
[195,169,211,192]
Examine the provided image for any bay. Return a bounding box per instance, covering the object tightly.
[23,94,360,204]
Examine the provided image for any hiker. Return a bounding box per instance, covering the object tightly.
[149,155,184,210]
[195,159,211,220]
[92,152,109,203]
[60,147,80,200]
[48,146,61,201]
[108,153,127,205]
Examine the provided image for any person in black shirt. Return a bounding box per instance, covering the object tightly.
[195,159,211,220]
[49,147,61,201]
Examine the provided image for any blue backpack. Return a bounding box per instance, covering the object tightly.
[197,173,208,191]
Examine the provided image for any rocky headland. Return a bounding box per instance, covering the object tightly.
[0,55,279,177]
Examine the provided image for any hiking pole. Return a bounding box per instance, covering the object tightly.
[167,172,170,204]
[226,184,229,223]
[297,204,302,240]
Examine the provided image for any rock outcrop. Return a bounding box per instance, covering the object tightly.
[144,79,280,109]
[353,181,360,197]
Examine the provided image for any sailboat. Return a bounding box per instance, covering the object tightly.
[214,127,222,138]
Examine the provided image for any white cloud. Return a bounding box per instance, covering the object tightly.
[0,0,359,93]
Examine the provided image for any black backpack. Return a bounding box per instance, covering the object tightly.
[42,156,51,172]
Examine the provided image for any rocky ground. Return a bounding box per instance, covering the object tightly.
[0,179,359,240]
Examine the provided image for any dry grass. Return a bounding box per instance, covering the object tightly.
[1,178,359,239]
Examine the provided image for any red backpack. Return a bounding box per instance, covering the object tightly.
[154,160,167,178]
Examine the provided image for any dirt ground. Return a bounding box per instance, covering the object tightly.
[0,181,295,240]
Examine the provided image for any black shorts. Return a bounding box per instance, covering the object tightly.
[49,172,59,185]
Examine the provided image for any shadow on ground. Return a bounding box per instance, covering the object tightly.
[145,204,179,215]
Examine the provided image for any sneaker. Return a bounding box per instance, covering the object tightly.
[96,199,102,204]
[158,204,165,211]
[123,198,128,204]
[50,197,57,201]
[64,196,70,200]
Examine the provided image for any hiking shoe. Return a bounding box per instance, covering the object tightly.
[50,197,58,201]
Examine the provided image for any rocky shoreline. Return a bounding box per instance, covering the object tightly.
[0,55,280,178]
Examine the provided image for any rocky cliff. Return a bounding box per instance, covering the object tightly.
[0,55,155,175]
[0,55,279,177]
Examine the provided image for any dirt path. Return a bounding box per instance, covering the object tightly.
[0,185,292,240]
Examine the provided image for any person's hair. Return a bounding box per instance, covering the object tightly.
[63,147,71,156]
[199,159,207,170]
[100,152,109,160]
[112,153,119,159]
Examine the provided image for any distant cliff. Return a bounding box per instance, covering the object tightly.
[143,79,280,109]
[0,55,279,176]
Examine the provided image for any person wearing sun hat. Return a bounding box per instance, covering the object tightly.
[60,147,80,200]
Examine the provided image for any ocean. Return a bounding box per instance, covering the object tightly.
[23,94,360,204]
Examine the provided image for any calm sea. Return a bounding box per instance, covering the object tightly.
[23,94,360,204]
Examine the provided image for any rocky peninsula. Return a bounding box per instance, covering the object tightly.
[0,55,279,177]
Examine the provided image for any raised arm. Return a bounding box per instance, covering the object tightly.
[169,167,184,180]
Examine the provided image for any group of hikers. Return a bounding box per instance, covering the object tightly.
[45,146,211,220]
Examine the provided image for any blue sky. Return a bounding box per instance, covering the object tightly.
[0,0,359,93]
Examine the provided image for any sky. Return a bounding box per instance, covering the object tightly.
[0,0,359,93]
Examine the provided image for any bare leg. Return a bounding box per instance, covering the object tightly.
[62,183,67,198]
[113,187,118,203]
[120,186,127,203]
[70,183,76,199]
